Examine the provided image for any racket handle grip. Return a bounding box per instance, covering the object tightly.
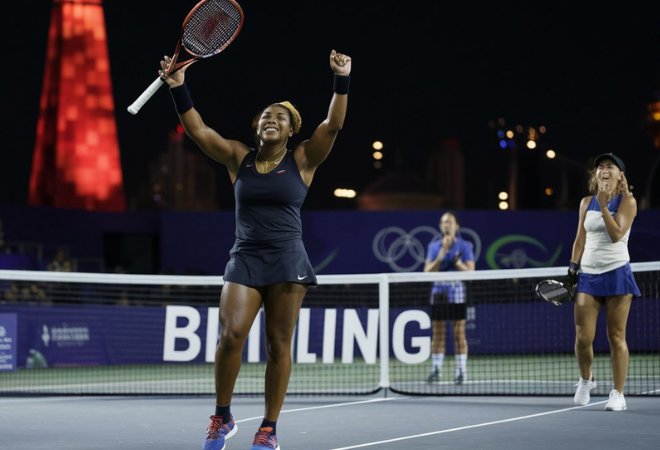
[127,77,165,115]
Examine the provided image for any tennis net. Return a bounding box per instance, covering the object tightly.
[1,263,658,396]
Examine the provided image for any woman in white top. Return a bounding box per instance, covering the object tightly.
[569,153,640,412]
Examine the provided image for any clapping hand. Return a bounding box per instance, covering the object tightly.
[453,252,462,266]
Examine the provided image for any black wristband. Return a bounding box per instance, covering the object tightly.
[569,261,580,274]
[333,74,350,95]
[169,83,194,114]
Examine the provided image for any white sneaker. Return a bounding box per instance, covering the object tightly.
[427,367,442,383]
[573,376,596,405]
[605,389,627,411]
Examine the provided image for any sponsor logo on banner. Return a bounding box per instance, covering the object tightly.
[372,225,563,271]
[484,234,563,269]
[162,305,443,365]
[42,324,91,348]
[372,226,481,272]
[0,314,17,371]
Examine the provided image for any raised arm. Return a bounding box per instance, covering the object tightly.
[296,50,351,185]
[160,56,248,179]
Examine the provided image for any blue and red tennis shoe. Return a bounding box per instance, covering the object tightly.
[202,415,237,450]
[250,426,280,450]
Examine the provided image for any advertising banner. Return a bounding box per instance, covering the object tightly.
[1,300,656,369]
[160,210,660,275]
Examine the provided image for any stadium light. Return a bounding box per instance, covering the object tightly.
[334,188,356,199]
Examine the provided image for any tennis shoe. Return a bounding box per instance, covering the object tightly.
[427,367,442,383]
[573,376,596,405]
[605,389,627,411]
[455,369,465,385]
[250,426,280,450]
[202,415,237,450]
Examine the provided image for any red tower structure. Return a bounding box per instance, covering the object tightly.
[30,0,125,211]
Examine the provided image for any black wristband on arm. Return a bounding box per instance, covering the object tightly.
[568,261,580,274]
[169,83,194,115]
[333,74,350,95]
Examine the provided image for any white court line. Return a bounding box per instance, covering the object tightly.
[0,396,86,404]
[327,402,610,450]
[244,396,609,450]
[236,397,403,423]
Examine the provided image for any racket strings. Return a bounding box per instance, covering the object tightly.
[538,282,570,303]
[183,0,242,56]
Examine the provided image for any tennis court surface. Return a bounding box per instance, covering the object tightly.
[2,265,659,448]
[2,393,659,450]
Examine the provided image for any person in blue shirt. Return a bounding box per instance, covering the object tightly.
[158,49,351,450]
[424,212,475,385]
[569,153,640,412]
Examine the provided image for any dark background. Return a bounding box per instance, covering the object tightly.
[3,1,660,210]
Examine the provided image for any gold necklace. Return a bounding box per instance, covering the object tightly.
[256,145,287,173]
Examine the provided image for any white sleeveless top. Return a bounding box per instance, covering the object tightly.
[580,195,630,274]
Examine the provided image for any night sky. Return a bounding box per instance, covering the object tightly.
[3,1,660,210]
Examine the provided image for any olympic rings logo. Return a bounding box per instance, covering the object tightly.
[372,226,482,272]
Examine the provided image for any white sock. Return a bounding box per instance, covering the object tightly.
[432,353,444,371]
[455,354,467,377]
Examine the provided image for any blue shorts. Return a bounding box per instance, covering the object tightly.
[224,238,318,287]
[577,263,641,298]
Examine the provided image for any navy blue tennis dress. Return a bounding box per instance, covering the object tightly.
[223,149,318,287]
[577,194,641,298]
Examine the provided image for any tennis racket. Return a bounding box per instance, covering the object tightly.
[535,279,573,306]
[127,0,244,115]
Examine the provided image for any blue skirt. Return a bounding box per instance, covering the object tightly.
[223,238,318,287]
[577,263,641,298]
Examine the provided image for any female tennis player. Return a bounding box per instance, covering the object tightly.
[569,152,640,411]
[158,49,351,449]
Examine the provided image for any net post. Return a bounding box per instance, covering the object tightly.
[378,274,390,393]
